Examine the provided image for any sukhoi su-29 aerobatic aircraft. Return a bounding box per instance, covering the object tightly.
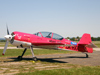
[2,26,94,61]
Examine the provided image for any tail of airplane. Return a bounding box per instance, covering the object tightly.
[58,33,94,54]
[78,33,93,53]
[58,33,94,57]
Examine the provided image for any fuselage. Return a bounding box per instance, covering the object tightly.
[10,31,77,49]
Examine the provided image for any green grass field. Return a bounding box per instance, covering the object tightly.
[16,66,100,75]
[0,42,15,47]
[0,49,78,57]
[92,41,100,48]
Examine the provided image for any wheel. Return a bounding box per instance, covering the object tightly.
[33,57,37,61]
[17,56,22,60]
[86,54,88,58]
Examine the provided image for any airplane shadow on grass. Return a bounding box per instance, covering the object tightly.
[8,57,68,63]
[6,55,90,63]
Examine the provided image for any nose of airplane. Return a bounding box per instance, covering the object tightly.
[4,35,12,41]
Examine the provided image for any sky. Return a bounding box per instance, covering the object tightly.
[0,0,100,38]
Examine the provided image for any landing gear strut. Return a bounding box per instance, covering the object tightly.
[17,46,37,61]
[30,46,37,61]
[17,48,27,60]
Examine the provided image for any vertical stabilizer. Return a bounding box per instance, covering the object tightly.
[78,33,91,45]
[78,33,93,53]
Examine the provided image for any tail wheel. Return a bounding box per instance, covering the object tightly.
[86,54,88,58]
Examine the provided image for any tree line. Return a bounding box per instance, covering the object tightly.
[66,36,100,41]
[0,40,6,42]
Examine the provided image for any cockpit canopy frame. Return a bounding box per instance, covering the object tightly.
[34,32,64,40]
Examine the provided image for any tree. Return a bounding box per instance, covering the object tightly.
[0,40,6,42]
[66,37,70,40]
[76,36,80,41]
[91,37,95,41]
[70,37,75,41]
[97,37,100,41]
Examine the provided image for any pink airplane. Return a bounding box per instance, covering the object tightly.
[3,27,93,61]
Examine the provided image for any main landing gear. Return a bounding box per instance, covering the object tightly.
[18,48,27,60]
[30,46,37,61]
[17,46,37,61]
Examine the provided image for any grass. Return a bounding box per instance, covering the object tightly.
[92,41,100,48]
[0,49,78,57]
[0,58,100,75]
[0,42,15,47]
[16,66,100,75]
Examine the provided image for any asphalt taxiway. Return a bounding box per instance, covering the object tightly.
[35,50,100,66]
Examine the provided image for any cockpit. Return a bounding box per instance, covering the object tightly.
[34,32,64,40]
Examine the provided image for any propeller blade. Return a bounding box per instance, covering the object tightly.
[6,25,10,35]
[2,41,9,55]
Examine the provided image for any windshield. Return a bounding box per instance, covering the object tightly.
[34,32,42,37]
[41,32,52,38]
[52,33,63,40]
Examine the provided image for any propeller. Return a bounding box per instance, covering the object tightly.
[2,41,9,55]
[7,25,10,35]
[2,26,14,55]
